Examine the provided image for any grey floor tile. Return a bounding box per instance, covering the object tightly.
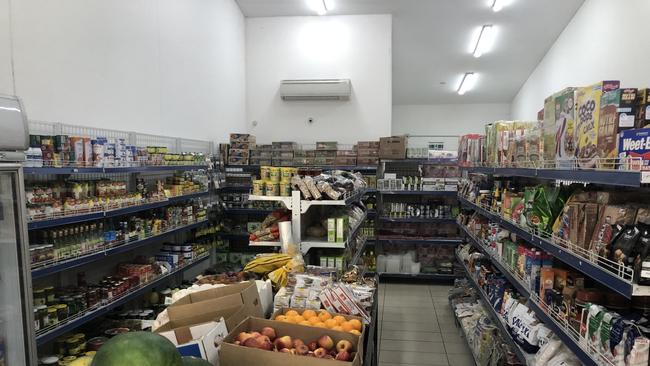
[442,333,466,344]
[438,322,460,334]
[384,306,436,313]
[381,330,443,342]
[380,363,435,366]
[443,341,473,354]
[382,311,438,322]
[382,320,440,332]
[380,340,446,353]
[446,353,476,366]
[380,351,449,365]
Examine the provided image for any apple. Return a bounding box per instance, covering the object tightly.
[236,332,253,343]
[250,331,262,338]
[318,335,334,351]
[313,347,328,358]
[324,355,334,360]
[261,327,277,341]
[244,336,272,350]
[295,344,309,355]
[336,351,350,361]
[329,349,337,357]
[307,341,318,351]
[279,348,291,354]
[234,340,241,346]
[273,335,293,350]
[306,352,315,357]
[292,338,305,348]
[336,339,353,353]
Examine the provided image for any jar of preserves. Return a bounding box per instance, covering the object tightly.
[34,289,46,306]
[44,286,55,305]
[65,337,81,356]
[47,306,59,326]
[36,305,48,330]
[39,356,59,365]
[74,294,86,312]
[63,297,77,316]
[55,304,69,321]
[59,355,77,365]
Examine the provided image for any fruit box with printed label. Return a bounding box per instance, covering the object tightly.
[618,128,650,170]
[158,317,229,364]
[270,307,366,335]
[219,317,363,366]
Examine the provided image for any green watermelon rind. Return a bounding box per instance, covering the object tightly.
[90,331,183,366]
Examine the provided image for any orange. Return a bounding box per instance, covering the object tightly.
[349,329,361,336]
[308,316,321,325]
[302,309,317,320]
[282,316,295,323]
[285,310,299,317]
[341,321,354,332]
[333,315,346,325]
[313,322,327,328]
[331,326,344,332]
[275,315,287,322]
[349,319,362,331]
[318,310,332,322]
[324,319,338,329]
[299,321,312,327]
[293,315,306,323]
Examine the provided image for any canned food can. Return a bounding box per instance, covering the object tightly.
[265,182,279,196]
[260,166,271,181]
[280,167,293,182]
[269,167,281,183]
[279,182,292,197]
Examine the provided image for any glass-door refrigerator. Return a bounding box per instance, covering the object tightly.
[0,95,36,365]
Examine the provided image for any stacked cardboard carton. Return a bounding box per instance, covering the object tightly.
[379,136,407,160]
[357,141,380,165]
[228,134,256,165]
[271,142,297,167]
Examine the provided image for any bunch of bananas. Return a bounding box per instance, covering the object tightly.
[243,253,304,288]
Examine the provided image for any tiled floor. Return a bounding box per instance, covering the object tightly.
[377,282,476,366]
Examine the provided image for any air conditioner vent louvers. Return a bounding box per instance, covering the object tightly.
[280,79,351,101]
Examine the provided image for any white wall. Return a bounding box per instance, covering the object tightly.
[0,0,12,95]
[3,0,245,143]
[511,0,650,120]
[392,103,511,149]
[245,14,392,144]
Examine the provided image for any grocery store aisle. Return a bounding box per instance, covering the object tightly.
[378,283,475,366]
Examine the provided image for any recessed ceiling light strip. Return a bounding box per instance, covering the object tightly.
[457,72,477,95]
[472,24,494,58]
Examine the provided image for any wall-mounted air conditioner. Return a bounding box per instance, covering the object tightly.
[280,79,351,101]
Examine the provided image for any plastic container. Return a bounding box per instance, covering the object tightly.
[376,255,387,272]
[386,255,401,273]
[410,262,421,274]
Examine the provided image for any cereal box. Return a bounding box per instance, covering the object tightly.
[576,84,604,168]
[555,88,577,168]
[618,128,650,171]
[543,95,556,163]
[597,89,621,169]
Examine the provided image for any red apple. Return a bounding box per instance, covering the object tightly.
[313,347,328,358]
[273,335,293,350]
[243,335,272,350]
[336,351,350,361]
[279,348,292,354]
[306,352,315,357]
[236,332,253,343]
[295,344,309,355]
[292,338,305,348]
[324,355,334,360]
[307,341,318,351]
[318,335,334,351]
[250,331,262,338]
[261,327,277,341]
[336,339,353,353]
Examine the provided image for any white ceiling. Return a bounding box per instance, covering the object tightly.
[236,0,585,105]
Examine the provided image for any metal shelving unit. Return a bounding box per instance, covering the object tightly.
[376,273,457,280]
[379,190,457,196]
[455,250,532,365]
[376,237,463,245]
[458,196,645,298]
[28,191,209,230]
[460,166,647,187]
[458,224,604,366]
[32,219,208,279]
[35,254,209,345]
[378,216,456,224]
[24,164,209,175]
[223,207,276,215]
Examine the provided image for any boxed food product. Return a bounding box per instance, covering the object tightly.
[230,134,256,143]
[334,157,357,166]
[250,158,272,166]
[328,218,336,242]
[379,136,407,159]
[272,150,294,159]
[228,156,249,165]
[597,89,621,168]
[356,148,379,157]
[250,150,273,158]
[336,216,348,243]
[158,318,228,364]
[555,87,577,168]
[618,128,650,170]
[336,150,357,157]
[618,88,638,132]
[576,84,604,168]
[316,141,338,150]
[543,95,556,163]
[229,149,250,159]
[231,142,254,150]
[272,141,298,150]
[314,157,335,165]
[636,89,650,128]
[357,141,380,149]
[495,121,512,166]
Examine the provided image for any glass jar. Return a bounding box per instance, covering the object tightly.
[74,294,86,312]
[34,289,46,306]
[34,308,41,331]
[36,305,48,330]
[55,304,69,321]
[44,286,55,305]
[63,297,77,316]
[39,356,59,365]
[59,355,77,365]
[48,307,59,326]
[55,337,67,356]
[65,337,81,356]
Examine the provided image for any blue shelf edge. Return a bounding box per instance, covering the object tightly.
[459,197,635,299]
[376,238,463,245]
[28,192,208,230]
[24,165,208,175]
[377,272,457,280]
[223,207,276,214]
[31,220,208,279]
[378,216,457,224]
[35,255,209,346]
[379,190,458,196]
[460,166,642,187]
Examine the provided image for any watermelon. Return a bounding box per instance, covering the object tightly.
[181,356,212,366]
[91,332,182,366]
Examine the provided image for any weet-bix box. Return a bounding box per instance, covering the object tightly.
[618,128,650,171]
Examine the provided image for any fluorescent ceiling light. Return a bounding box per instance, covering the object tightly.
[471,25,494,58]
[491,0,512,12]
[307,0,333,15]
[457,73,477,95]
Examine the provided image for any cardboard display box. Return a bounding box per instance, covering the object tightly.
[379,136,407,159]
[158,318,229,364]
[158,281,264,332]
[271,307,366,333]
[220,317,363,366]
